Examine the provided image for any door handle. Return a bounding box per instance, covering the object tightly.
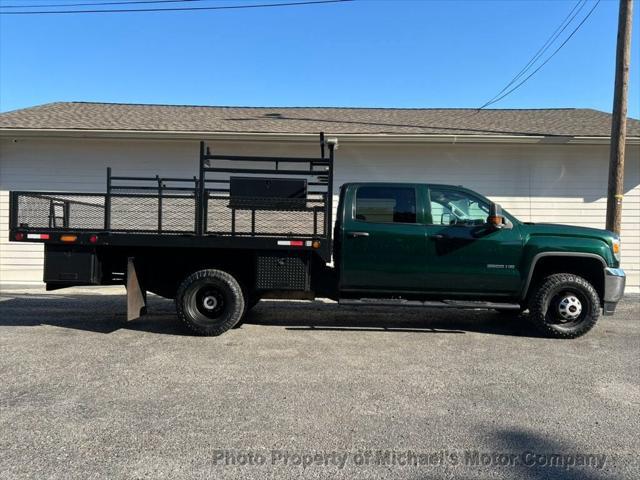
[347,231,370,238]
[430,234,446,240]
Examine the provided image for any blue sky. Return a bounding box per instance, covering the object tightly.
[0,0,638,117]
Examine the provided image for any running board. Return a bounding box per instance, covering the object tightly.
[338,298,521,310]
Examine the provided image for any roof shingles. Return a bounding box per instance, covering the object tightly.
[0,102,638,138]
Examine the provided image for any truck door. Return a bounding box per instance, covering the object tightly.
[424,187,523,295]
[339,184,427,292]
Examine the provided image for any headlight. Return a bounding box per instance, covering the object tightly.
[612,238,621,262]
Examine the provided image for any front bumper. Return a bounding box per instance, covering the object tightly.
[603,267,626,315]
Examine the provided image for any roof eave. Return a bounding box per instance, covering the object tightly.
[0,128,638,145]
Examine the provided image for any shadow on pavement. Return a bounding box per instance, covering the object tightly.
[0,293,543,338]
[0,293,183,335]
[486,428,611,480]
[245,302,542,337]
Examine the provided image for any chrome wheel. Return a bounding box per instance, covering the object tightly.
[545,288,589,329]
[557,294,582,322]
[531,274,600,339]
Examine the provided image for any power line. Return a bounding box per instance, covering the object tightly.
[479,0,601,110]
[480,0,587,109]
[0,0,352,15]
[0,1,203,9]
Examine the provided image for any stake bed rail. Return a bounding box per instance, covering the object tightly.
[9,133,335,261]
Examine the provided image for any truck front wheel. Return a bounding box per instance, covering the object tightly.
[529,273,600,339]
[176,269,245,336]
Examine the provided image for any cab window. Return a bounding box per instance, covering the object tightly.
[355,186,417,224]
[429,188,489,226]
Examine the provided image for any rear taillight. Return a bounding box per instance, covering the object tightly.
[89,235,98,244]
[26,233,50,240]
[15,232,24,241]
[277,239,305,247]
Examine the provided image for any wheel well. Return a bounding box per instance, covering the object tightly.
[525,256,605,302]
[107,248,256,299]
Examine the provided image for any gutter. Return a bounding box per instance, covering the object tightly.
[1,128,639,145]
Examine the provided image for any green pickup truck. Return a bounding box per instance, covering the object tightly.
[334,183,624,339]
[9,135,625,338]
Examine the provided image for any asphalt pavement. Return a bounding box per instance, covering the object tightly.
[0,286,638,479]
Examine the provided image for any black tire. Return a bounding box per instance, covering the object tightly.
[176,269,245,336]
[529,273,600,339]
[232,295,260,329]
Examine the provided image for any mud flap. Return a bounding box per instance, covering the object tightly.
[126,257,147,321]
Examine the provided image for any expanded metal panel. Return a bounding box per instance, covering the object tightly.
[16,193,105,230]
[13,191,324,237]
[110,195,159,231]
[206,195,326,237]
[162,196,196,232]
[13,192,197,234]
[256,254,309,290]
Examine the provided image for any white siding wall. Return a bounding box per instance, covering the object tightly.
[1,137,639,290]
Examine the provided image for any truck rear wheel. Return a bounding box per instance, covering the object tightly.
[529,273,600,339]
[176,269,245,336]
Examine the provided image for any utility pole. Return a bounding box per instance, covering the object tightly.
[606,0,634,234]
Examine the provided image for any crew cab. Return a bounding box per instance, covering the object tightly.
[9,134,625,338]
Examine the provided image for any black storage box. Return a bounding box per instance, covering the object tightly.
[229,176,307,210]
[256,253,310,291]
[44,245,101,284]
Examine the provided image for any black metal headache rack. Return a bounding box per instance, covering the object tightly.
[10,133,335,243]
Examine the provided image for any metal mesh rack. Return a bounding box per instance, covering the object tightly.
[15,193,106,230]
[10,133,335,246]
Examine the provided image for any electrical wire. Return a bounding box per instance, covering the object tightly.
[0,0,202,9]
[480,0,587,109]
[479,0,601,109]
[0,0,208,9]
[0,0,352,15]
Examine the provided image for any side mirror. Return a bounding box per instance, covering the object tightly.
[487,203,511,230]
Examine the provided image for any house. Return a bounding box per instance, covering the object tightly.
[1,102,639,291]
